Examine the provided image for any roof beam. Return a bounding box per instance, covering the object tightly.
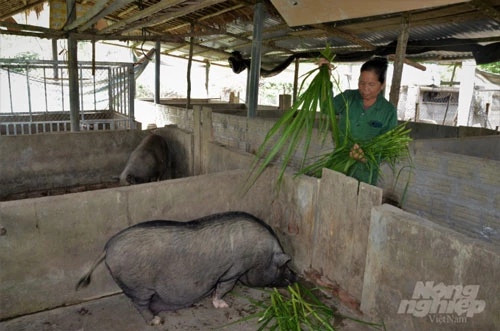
[311,24,376,50]
[0,20,63,38]
[65,0,137,32]
[336,3,491,34]
[467,0,500,22]
[162,42,231,59]
[162,3,248,33]
[0,0,46,21]
[101,0,228,35]
[192,21,293,55]
[0,20,185,43]
[97,0,186,34]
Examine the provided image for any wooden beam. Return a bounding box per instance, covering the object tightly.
[72,33,184,43]
[0,21,62,35]
[387,54,427,71]
[337,3,487,35]
[163,3,248,33]
[119,0,228,34]
[64,0,111,31]
[468,0,500,22]
[0,0,46,21]
[197,22,293,55]
[77,0,137,32]
[155,41,161,104]
[389,13,410,107]
[192,20,293,55]
[187,24,195,109]
[311,24,376,51]
[97,0,186,34]
[0,29,59,39]
[162,41,231,59]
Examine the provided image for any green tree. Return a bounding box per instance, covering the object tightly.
[10,51,39,73]
[479,61,500,74]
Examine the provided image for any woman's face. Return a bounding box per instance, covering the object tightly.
[358,70,385,102]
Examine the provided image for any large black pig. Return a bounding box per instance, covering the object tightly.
[76,211,296,325]
[119,133,169,185]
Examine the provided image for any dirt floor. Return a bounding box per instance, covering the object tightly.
[0,285,380,331]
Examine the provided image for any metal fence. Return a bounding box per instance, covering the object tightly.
[0,59,135,135]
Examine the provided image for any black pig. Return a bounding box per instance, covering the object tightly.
[76,211,296,325]
[119,134,169,185]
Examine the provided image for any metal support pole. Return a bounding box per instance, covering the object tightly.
[247,2,264,118]
[129,64,136,129]
[67,0,80,131]
[154,41,161,104]
[389,13,410,108]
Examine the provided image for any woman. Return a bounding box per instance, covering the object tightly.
[321,57,398,185]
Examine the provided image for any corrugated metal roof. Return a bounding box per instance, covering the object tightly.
[1,0,500,71]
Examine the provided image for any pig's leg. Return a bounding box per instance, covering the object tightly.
[212,279,238,308]
[121,286,161,325]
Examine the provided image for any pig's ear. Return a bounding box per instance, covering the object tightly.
[274,252,291,266]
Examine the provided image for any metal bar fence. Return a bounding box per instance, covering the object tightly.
[0,59,135,135]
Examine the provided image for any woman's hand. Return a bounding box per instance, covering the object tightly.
[317,58,334,70]
[349,143,367,163]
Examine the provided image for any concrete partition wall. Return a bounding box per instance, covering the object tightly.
[361,204,500,330]
[0,169,279,320]
[379,137,500,244]
[0,130,150,199]
[312,170,382,304]
[262,168,383,308]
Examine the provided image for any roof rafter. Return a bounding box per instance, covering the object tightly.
[311,24,376,50]
[162,3,248,33]
[65,0,137,32]
[97,0,187,35]
[103,0,228,35]
[0,0,45,21]
[468,0,500,22]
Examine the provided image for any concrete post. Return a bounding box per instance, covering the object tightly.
[457,60,476,126]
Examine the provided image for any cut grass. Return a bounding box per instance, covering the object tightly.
[220,283,385,331]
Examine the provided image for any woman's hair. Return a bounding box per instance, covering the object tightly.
[361,57,389,84]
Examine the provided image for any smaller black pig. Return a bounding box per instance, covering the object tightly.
[76,211,296,326]
[119,134,169,185]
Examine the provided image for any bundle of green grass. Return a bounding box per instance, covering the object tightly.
[244,46,412,192]
[224,283,384,330]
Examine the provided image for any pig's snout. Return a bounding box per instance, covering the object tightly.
[283,267,298,285]
[270,266,297,287]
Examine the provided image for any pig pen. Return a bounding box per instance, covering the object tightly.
[0,126,373,330]
[0,127,191,201]
[1,104,500,330]
[0,170,374,331]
